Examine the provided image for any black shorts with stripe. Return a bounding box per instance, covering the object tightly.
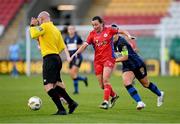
[42,54,62,85]
[133,63,147,80]
[123,63,147,80]
[69,55,82,69]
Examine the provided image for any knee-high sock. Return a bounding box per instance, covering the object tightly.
[48,89,65,111]
[108,84,116,97]
[147,82,161,96]
[73,78,78,93]
[104,84,111,101]
[55,86,74,105]
[125,84,141,103]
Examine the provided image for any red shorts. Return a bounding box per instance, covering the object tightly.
[94,59,115,75]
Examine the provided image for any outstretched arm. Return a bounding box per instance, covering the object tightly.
[118,29,136,40]
[71,42,88,60]
[64,46,71,62]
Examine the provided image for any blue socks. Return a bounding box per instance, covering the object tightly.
[125,82,161,103]
[73,76,87,93]
[73,78,79,93]
[126,84,141,103]
[148,82,161,96]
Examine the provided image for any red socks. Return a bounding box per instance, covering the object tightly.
[104,84,116,101]
[110,87,116,98]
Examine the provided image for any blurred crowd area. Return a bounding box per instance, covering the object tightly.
[0,0,180,75]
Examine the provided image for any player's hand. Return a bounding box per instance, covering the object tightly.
[70,53,77,60]
[30,17,39,26]
[66,56,71,62]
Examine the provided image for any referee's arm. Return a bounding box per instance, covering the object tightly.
[30,26,45,39]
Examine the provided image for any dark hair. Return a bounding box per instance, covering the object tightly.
[92,16,103,24]
[111,23,119,29]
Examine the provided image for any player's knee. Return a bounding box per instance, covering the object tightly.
[123,80,132,86]
[44,84,54,93]
[70,73,77,79]
[142,82,149,88]
[103,79,109,84]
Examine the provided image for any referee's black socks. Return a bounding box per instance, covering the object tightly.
[55,86,74,105]
[48,89,66,111]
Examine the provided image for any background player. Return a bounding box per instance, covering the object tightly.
[113,27,164,110]
[64,25,88,94]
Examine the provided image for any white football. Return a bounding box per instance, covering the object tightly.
[28,96,42,110]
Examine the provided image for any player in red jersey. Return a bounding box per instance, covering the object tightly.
[71,16,134,109]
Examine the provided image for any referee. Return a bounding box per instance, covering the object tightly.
[30,11,78,115]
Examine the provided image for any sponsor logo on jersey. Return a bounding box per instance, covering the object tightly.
[104,33,108,37]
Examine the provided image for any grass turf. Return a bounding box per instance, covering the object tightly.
[0,74,180,123]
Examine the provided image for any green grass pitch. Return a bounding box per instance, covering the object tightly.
[0,74,180,123]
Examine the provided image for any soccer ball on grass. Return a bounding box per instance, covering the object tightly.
[28,96,42,110]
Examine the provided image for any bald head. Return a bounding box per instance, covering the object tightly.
[38,11,50,18]
[37,11,50,24]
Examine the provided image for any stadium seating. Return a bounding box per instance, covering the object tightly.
[103,15,163,25]
[103,0,171,25]
[0,0,24,31]
[155,1,180,37]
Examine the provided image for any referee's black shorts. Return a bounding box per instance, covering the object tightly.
[42,54,62,85]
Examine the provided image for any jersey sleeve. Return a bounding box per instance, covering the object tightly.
[30,25,45,39]
[109,27,118,35]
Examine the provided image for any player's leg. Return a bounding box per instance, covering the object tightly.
[136,64,164,107]
[74,57,88,86]
[139,76,164,107]
[96,74,109,109]
[43,55,66,115]
[96,74,104,89]
[122,71,145,110]
[94,64,108,109]
[44,83,66,115]
[99,63,116,109]
[69,65,79,94]
[55,57,78,114]
[55,82,78,114]
[103,60,119,108]
[12,61,18,77]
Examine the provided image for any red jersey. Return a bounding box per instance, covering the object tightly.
[86,27,118,63]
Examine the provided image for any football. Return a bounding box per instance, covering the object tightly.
[28,96,42,110]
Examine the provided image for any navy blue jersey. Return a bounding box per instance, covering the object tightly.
[114,36,144,71]
[64,34,83,56]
